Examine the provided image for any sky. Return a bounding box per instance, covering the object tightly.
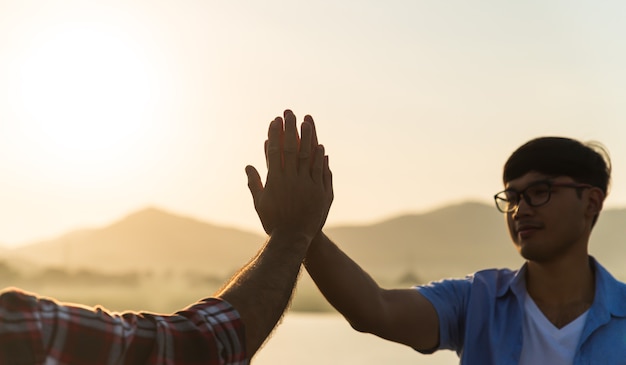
[1,0,626,246]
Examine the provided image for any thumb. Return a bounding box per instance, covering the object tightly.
[245,165,263,201]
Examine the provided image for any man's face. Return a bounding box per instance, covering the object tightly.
[504,171,596,263]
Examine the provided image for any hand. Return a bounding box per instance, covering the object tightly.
[246,110,333,241]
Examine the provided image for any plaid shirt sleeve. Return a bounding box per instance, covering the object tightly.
[0,287,248,365]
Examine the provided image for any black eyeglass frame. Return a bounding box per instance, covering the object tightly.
[494,180,593,213]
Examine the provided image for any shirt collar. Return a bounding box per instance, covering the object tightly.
[496,262,527,298]
[495,256,626,318]
[588,256,626,318]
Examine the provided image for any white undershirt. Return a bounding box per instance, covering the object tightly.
[518,293,588,365]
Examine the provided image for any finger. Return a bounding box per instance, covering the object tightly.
[320,155,333,229]
[283,109,299,174]
[267,117,283,172]
[323,155,333,195]
[245,165,264,203]
[298,121,313,176]
[264,139,269,169]
[304,114,318,146]
[304,114,318,168]
[312,144,325,184]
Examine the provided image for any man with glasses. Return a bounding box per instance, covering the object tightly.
[291,134,626,364]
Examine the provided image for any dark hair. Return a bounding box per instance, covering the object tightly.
[503,137,611,196]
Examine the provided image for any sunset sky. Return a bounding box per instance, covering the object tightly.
[1,0,626,246]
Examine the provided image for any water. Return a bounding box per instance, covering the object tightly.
[254,313,459,364]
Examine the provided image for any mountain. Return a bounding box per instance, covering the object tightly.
[5,202,626,281]
[322,201,626,282]
[3,202,626,313]
[6,207,265,277]
[585,207,626,278]
[323,201,521,282]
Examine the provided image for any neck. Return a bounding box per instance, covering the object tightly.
[526,254,595,307]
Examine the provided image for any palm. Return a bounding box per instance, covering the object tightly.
[246,111,332,238]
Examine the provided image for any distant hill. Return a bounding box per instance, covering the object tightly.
[5,202,626,281]
[3,202,626,312]
[585,207,626,278]
[322,201,626,282]
[6,207,265,277]
[323,201,520,282]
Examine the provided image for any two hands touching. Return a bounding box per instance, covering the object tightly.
[246,109,333,246]
[223,110,435,360]
[217,110,332,358]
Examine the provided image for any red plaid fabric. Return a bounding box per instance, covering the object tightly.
[0,287,248,364]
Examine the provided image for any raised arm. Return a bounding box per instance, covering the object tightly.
[247,111,441,352]
[304,232,440,351]
[293,112,439,351]
[219,110,333,357]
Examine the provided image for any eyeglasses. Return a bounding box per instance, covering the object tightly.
[494,180,593,213]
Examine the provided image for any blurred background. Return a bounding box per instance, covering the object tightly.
[2,1,626,363]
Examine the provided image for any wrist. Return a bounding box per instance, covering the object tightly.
[269,228,314,250]
[305,231,327,256]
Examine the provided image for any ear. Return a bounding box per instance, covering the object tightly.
[585,187,605,218]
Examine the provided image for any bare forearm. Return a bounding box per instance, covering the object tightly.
[304,231,386,332]
[215,230,309,358]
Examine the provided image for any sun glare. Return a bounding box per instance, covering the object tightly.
[12,22,158,167]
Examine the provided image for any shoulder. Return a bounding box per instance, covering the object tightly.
[418,267,519,290]
[593,258,626,293]
[472,267,519,291]
[592,259,626,316]
[416,267,520,304]
[0,287,43,312]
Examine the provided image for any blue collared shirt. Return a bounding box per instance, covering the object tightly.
[416,257,626,364]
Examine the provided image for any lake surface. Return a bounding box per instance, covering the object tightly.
[254,313,459,364]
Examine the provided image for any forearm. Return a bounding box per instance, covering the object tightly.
[304,231,387,332]
[215,230,310,358]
